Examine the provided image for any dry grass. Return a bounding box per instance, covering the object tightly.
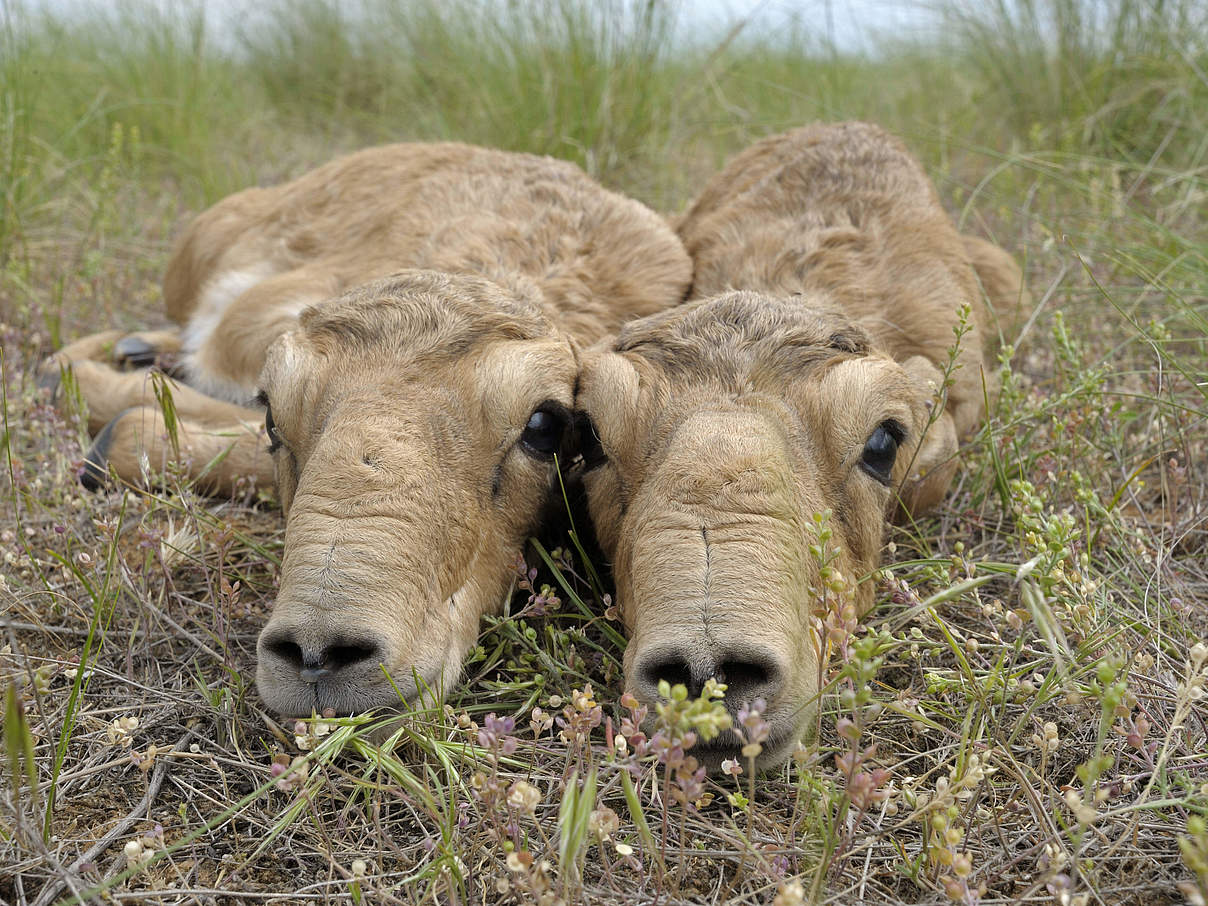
[2,1,1207,904]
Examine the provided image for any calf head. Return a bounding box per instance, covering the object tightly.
[577,291,944,767]
[256,270,577,716]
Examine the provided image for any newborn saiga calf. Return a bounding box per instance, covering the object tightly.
[576,122,1025,766]
[41,143,690,716]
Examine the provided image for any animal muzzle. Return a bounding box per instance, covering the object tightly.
[256,618,396,716]
[254,504,462,716]
[630,641,786,715]
[619,517,821,767]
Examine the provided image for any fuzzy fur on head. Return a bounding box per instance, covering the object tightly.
[577,291,939,765]
[255,271,582,715]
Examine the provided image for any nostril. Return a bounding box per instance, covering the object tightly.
[265,636,304,669]
[262,631,381,683]
[636,644,785,704]
[716,659,769,692]
[717,655,782,706]
[641,656,693,697]
[323,642,380,672]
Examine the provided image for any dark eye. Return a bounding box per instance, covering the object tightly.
[521,404,567,457]
[860,420,904,485]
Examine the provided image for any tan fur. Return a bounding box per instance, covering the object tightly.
[254,271,587,714]
[577,122,1026,766]
[42,143,691,716]
[161,142,688,401]
[678,122,1025,452]
[41,143,691,492]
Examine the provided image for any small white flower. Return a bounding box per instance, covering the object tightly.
[773,879,806,906]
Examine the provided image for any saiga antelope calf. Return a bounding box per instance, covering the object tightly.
[575,122,1026,767]
[42,143,691,716]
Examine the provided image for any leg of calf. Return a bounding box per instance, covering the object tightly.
[112,332,184,368]
[41,329,183,372]
[84,405,273,497]
[62,360,261,434]
[39,329,184,399]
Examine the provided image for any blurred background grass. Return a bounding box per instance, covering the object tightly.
[4,0,1205,214]
[2,0,1204,339]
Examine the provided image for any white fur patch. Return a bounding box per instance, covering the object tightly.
[181,266,275,354]
[178,266,318,405]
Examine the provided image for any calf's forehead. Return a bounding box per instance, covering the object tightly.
[628,346,913,439]
[264,323,574,408]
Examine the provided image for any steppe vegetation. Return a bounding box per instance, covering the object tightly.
[1,0,1205,903]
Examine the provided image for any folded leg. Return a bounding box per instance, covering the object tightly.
[41,329,182,374]
[83,404,273,498]
[180,269,340,402]
[49,360,260,435]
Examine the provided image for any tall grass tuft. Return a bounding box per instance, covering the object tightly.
[936,0,1208,166]
[245,0,679,183]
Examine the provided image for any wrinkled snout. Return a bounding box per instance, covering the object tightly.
[616,410,826,767]
[255,523,471,716]
[255,440,484,716]
[621,572,822,769]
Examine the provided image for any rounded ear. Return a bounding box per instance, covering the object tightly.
[896,413,958,519]
[894,356,960,520]
[257,331,321,517]
[259,331,312,391]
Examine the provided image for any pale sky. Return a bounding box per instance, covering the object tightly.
[18,0,947,54]
[687,0,942,50]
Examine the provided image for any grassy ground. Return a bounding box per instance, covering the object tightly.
[1,0,1206,903]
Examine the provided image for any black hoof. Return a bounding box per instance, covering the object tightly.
[80,414,123,491]
[113,335,159,368]
[36,369,62,401]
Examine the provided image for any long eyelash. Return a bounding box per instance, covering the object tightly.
[260,393,282,453]
[883,418,907,444]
